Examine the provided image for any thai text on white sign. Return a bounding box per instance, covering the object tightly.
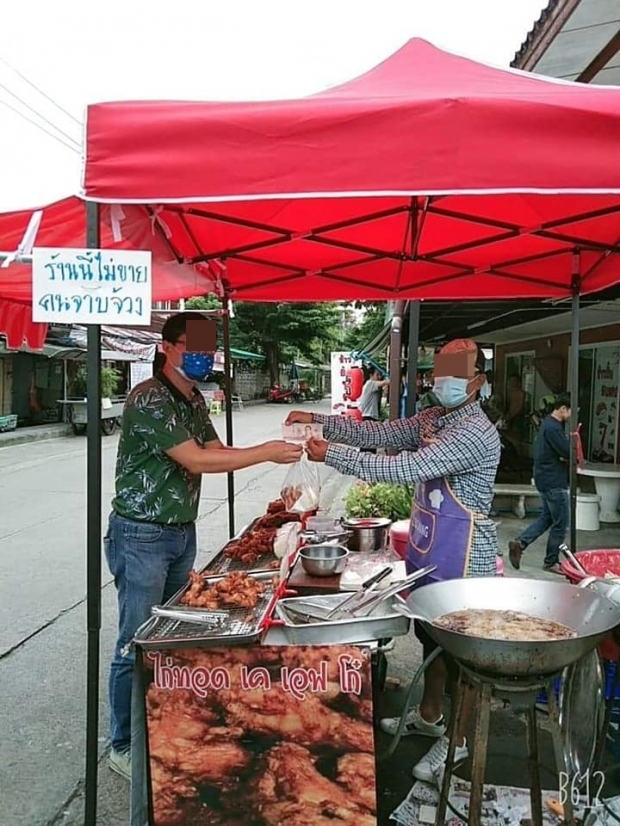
[32,247,152,325]
[330,351,362,416]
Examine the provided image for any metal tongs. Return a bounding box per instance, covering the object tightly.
[559,543,589,577]
[344,565,437,618]
[150,605,229,626]
[323,565,394,619]
[282,565,436,625]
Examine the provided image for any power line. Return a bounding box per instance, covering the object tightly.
[0,95,80,154]
[0,79,81,148]
[0,54,81,127]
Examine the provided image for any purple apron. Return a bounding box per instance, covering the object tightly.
[405,473,474,588]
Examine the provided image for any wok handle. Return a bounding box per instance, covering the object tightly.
[391,595,430,623]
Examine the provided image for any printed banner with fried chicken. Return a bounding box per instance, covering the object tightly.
[142,645,377,826]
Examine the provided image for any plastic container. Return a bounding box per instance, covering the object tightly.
[576,493,601,531]
[305,515,337,533]
[560,549,620,661]
[390,520,410,561]
[560,549,620,584]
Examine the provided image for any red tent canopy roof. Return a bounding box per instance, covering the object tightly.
[78,38,620,302]
[83,38,620,203]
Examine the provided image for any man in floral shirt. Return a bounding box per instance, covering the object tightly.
[105,312,301,780]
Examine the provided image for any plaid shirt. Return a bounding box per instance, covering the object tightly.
[313,404,500,576]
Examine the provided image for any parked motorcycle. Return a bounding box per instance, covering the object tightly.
[266,384,301,404]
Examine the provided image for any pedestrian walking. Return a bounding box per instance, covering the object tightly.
[508,393,572,574]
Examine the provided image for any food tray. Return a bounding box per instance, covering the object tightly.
[133,571,278,650]
[261,591,411,646]
[204,517,282,575]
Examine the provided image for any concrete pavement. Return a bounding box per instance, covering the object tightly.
[2,403,620,825]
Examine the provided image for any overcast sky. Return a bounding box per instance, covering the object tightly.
[0,0,547,212]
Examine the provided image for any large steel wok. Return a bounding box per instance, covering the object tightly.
[399,577,620,678]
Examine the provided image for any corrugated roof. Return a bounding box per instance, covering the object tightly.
[512,0,566,67]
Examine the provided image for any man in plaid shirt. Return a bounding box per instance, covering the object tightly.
[286,338,500,785]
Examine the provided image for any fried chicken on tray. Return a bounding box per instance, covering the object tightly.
[223,510,300,565]
[180,571,265,610]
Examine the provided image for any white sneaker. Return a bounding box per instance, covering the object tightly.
[380,706,447,738]
[109,748,131,782]
[412,736,468,783]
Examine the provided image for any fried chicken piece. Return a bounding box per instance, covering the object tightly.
[147,687,251,784]
[224,528,277,564]
[179,805,248,826]
[147,687,219,724]
[180,571,265,609]
[150,758,198,826]
[254,743,376,826]
[255,511,301,529]
[219,685,374,753]
[336,753,377,813]
[266,498,286,514]
[281,485,303,512]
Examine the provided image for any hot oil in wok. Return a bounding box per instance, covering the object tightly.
[434,609,578,642]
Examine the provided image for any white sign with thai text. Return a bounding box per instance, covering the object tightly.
[32,247,152,325]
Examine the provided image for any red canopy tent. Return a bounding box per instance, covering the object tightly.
[5,39,620,824]
[83,39,620,303]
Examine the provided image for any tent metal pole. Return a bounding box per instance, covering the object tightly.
[406,302,420,417]
[221,297,235,538]
[388,301,405,421]
[569,250,581,554]
[84,201,102,826]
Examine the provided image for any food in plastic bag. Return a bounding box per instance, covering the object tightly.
[280,458,321,514]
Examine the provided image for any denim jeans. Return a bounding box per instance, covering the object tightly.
[517,488,568,567]
[104,511,197,753]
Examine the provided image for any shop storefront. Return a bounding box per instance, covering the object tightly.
[574,341,620,463]
[494,320,620,463]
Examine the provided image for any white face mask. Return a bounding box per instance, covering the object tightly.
[433,376,472,408]
[479,380,491,401]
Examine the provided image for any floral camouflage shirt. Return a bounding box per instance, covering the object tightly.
[113,373,218,524]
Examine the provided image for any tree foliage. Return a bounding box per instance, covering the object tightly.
[230,302,342,383]
[343,302,388,351]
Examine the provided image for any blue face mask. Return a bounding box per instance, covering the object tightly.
[432,376,471,409]
[177,352,215,381]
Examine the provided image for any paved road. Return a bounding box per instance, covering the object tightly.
[0,400,339,826]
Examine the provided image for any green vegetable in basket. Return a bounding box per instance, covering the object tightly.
[345,481,414,522]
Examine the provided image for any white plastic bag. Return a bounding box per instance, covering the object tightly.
[280,457,321,514]
[273,522,301,559]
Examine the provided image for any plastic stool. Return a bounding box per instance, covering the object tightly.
[210,401,223,415]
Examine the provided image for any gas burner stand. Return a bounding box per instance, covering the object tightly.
[436,662,574,826]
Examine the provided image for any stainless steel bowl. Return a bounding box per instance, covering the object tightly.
[341,517,392,552]
[299,544,349,577]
